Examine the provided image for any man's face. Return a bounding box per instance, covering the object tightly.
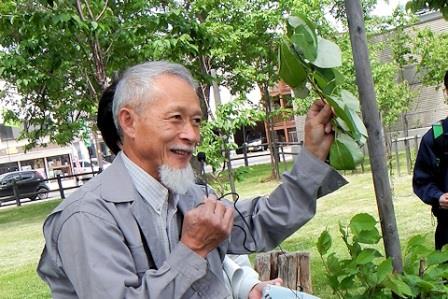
[122,74,202,179]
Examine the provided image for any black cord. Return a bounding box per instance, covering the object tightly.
[217,192,258,253]
[217,192,300,299]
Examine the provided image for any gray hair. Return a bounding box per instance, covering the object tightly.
[112,61,197,136]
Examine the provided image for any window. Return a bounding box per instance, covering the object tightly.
[0,125,14,141]
[21,172,33,180]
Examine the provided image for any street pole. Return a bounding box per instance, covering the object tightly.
[344,0,403,272]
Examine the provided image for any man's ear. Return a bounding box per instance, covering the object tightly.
[118,107,138,139]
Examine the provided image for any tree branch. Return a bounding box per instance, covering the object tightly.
[75,0,85,21]
[96,0,109,21]
[83,0,95,20]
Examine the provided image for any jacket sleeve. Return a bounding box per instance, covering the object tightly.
[227,148,347,254]
[413,131,443,206]
[56,212,207,299]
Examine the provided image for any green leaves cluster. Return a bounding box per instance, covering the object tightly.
[406,0,448,20]
[278,15,367,170]
[198,97,264,192]
[318,213,448,298]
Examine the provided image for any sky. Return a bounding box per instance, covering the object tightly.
[372,0,408,16]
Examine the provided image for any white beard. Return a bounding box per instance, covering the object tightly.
[159,163,195,195]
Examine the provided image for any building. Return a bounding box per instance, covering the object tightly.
[0,123,73,177]
[376,12,448,137]
[267,81,300,144]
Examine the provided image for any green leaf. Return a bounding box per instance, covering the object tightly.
[291,25,317,62]
[356,229,381,244]
[350,213,377,235]
[326,253,342,274]
[415,277,436,293]
[288,15,307,28]
[340,274,356,290]
[292,81,309,99]
[329,132,364,170]
[340,89,360,111]
[317,230,332,255]
[312,37,342,68]
[377,258,393,284]
[91,21,98,31]
[384,274,415,298]
[355,248,382,265]
[314,68,337,95]
[278,39,307,88]
[325,93,366,143]
[427,250,448,266]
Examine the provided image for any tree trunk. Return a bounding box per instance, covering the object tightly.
[344,0,403,273]
[262,82,280,180]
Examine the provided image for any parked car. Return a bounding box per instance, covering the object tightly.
[246,137,268,152]
[72,158,111,183]
[0,170,49,204]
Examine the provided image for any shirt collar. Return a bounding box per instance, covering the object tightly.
[120,151,168,214]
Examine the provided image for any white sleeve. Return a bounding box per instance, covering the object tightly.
[223,255,260,299]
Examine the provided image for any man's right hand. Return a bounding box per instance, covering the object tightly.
[180,197,234,257]
[439,193,448,209]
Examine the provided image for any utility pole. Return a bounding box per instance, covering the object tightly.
[344,0,403,272]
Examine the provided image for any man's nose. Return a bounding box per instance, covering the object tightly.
[180,122,200,144]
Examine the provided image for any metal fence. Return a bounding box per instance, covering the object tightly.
[229,136,423,177]
[1,136,424,208]
[0,170,101,207]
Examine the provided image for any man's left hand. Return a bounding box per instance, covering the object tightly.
[303,99,334,161]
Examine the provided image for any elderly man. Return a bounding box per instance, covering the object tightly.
[38,61,346,298]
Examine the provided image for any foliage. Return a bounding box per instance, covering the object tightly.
[318,213,448,298]
[0,0,154,147]
[406,0,448,20]
[413,28,448,90]
[198,97,264,193]
[278,14,367,170]
[0,0,279,149]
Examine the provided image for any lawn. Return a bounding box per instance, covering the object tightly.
[0,160,433,298]
[0,200,60,299]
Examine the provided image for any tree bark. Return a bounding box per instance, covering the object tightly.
[262,82,280,180]
[344,0,403,272]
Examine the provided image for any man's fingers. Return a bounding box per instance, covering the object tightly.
[214,201,226,216]
[223,206,234,231]
[324,121,333,134]
[315,103,333,124]
[201,197,218,213]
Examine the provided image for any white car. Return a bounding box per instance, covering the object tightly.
[246,137,267,152]
[72,158,110,182]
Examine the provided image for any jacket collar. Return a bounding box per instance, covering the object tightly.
[99,153,140,203]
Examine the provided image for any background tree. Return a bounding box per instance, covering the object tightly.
[406,0,448,20]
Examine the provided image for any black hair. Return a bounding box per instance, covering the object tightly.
[97,81,121,155]
[444,70,448,89]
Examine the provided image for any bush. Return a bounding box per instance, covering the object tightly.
[317,213,448,298]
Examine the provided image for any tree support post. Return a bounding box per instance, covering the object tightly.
[344,0,403,272]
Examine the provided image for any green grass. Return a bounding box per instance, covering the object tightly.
[0,160,434,298]
[0,200,60,299]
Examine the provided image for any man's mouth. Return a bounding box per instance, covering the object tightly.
[170,148,194,157]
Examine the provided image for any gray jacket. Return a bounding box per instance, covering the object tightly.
[37,149,346,298]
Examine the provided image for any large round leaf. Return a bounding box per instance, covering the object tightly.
[330,132,364,170]
[312,37,342,68]
[292,82,310,99]
[278,39,307,88]
[291,25,317,62]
